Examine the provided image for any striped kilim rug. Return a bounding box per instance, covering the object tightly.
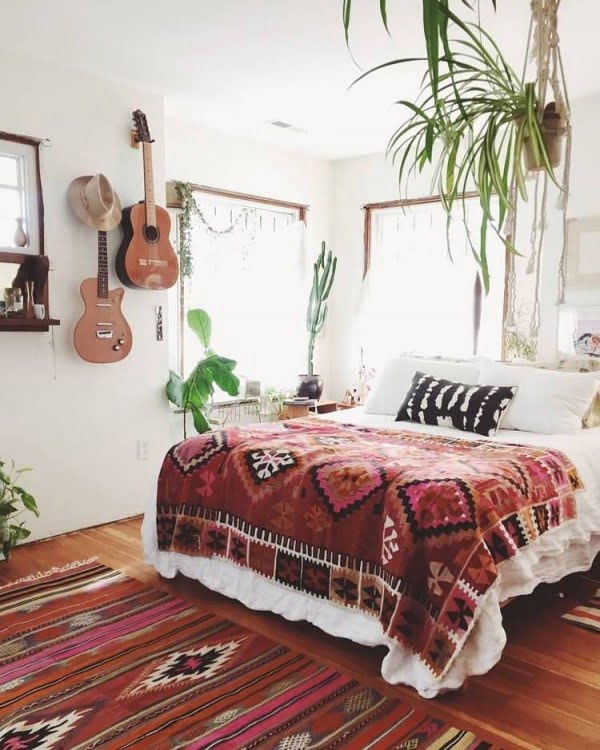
[562,588,600,633]
[0,561,500,749]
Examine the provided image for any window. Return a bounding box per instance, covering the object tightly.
[169,186,308,393]
[360,195,506,369]
[0,134,42,255]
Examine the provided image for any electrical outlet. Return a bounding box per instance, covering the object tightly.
[136,440,150,461]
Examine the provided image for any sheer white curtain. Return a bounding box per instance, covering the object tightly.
[181,197,307,393]
[359,199,505,369]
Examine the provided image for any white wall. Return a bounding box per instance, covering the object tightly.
[165,117,335,397]
[0,54,171,542]
[328,95,600,398]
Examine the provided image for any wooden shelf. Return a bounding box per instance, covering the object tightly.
[0,317,60,332]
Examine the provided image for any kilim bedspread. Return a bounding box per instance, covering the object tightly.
[156,418,581,684]
[0,561,501,749]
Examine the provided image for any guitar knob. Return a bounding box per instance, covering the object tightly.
[113,344,121,351]
[118,338,125,345]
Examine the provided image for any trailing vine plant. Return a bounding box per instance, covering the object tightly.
[174,181,258,279]
[174,181,196,279]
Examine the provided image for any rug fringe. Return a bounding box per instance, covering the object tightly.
[3,557,100,587]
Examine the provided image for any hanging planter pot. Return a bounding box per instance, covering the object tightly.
[524,102,565,172]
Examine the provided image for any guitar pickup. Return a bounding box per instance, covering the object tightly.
[96,331,114,339]
[138,259,168,267]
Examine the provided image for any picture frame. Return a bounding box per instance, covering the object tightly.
[566,217,600,290]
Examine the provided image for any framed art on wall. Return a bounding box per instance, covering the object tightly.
[574,317,600,358]
[566,218,600,290]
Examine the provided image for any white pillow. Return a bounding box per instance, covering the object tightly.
[479,359,600,434]
[365,357,480,415]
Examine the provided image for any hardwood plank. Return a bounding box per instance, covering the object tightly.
[1,517,599,750]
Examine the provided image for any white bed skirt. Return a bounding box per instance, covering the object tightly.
[142,493,600,698]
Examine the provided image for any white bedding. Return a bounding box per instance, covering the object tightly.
[142,408,600,698]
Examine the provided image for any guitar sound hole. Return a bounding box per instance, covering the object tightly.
[143,225,160,243]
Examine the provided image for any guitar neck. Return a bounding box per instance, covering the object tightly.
[142,141,157,228]
[98,230,109,298]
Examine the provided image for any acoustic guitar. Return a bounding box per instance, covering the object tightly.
[116,110,179,290]
[74,231,133,363]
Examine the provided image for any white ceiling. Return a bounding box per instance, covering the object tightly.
[1,0,598,158]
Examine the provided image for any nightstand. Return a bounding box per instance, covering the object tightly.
[314,400,338,415]
[281,399,317,419]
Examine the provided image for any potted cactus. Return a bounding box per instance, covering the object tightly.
[298,242,337,401]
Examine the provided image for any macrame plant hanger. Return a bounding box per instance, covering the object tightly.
[504,0,571,350]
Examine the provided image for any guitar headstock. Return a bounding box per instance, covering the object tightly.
[132,110,154,144]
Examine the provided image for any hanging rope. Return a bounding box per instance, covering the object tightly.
[503,178,519,330]
[517,0,571,344]
[530,172,549,339]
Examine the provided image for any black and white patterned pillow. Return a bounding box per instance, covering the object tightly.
[396,371,517,436]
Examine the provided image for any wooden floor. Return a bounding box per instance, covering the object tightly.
[2,517,599,750]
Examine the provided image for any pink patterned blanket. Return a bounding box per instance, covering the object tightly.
[156,418,580,680]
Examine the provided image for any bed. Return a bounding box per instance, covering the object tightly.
[143,359,600,699]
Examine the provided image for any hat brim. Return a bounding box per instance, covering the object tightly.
[67,175,122,231]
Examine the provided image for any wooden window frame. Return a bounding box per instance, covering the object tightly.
[0,131,45,256]
[0,131,58,332]
[166,182,309,374]
[362,192,508,357]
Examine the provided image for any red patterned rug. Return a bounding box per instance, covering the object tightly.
[0,561,500,749]
[562,588,600,633]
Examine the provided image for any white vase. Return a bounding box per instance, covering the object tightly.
[14,218,28,248]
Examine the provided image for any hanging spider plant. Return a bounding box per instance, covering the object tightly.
[352,6,558,291]
[342,0,497,103]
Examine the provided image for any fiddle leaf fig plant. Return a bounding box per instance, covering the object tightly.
[0,460,39,561]
[167,309,240,437]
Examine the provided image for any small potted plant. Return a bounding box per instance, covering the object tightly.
[298,242,337,401]
[0,460,39,562]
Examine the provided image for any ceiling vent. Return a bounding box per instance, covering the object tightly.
[267,120,307,135]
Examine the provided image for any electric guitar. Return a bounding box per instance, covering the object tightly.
[116,110,179,290]
[74,231,133,363]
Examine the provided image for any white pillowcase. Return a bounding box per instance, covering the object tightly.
[479,359,600,435]
[365,357,480,415]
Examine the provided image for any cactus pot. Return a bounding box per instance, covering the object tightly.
[297,374,324,401]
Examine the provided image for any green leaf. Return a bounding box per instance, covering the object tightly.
[342,0,350,41]
[19,492,38,516]
[186,363,213,408]
[205,355,241,397]
[166,370,186,408]
[187,309,212,349]
[379,0,389,33]
[190,406,211,434]
[9,524,31,541]
[423,0,440,101]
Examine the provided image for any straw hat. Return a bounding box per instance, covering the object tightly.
[67,173,122,231]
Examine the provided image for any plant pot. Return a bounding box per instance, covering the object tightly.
[297,374,324,401]
[523,102,565,172]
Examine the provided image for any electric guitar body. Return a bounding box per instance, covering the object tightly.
[74,231,133,363]
[116,109,179,291]
[116,202,178,290]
